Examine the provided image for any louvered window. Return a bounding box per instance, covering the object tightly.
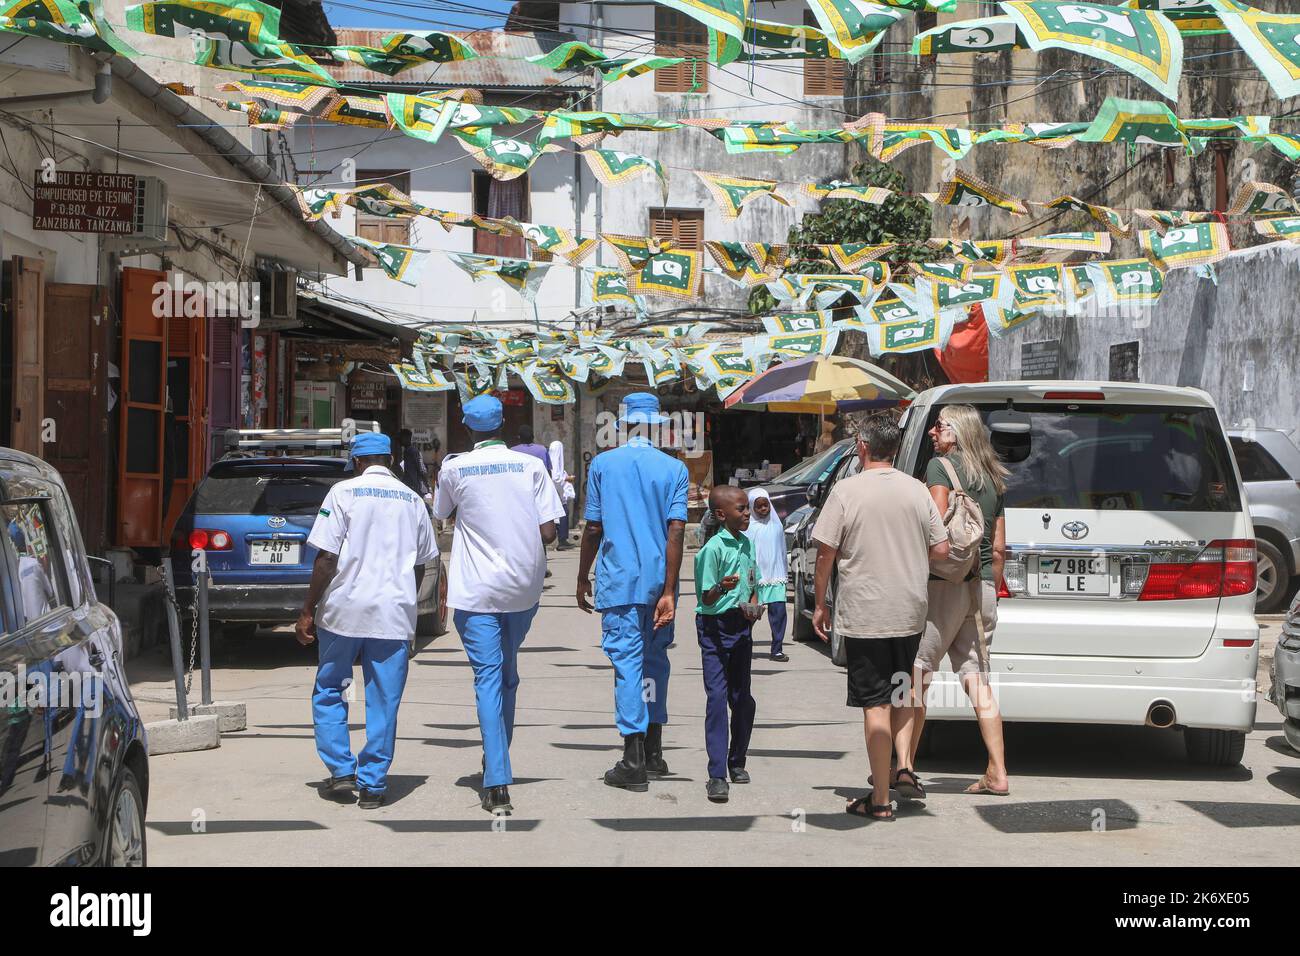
[655,7,708,93]
[649,208,704,251]
[355,169,411,246]
[472,170,534,259]
[803,11,845,97]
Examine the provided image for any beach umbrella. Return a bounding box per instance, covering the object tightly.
[723,355,915,411]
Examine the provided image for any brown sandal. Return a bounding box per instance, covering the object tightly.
[846,797,895,820]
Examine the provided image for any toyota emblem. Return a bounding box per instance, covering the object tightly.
[1061,521,1089,541]
[268,516,286,528]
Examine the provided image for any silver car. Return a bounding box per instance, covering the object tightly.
[1228,428,1300,613]
[1270,592,1300,753]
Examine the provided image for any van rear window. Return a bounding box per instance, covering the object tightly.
[191,468,345,516]
[926,404,1241,512]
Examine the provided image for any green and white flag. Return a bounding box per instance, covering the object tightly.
[1020,231,1112,253]
[1,0,136,55]
[537,110,681,145]
[390,363,455,392]
[1209,0,1300,100]
[861,314,957,356]
[1123,1,1223,37]
[522,363,576,405]
[527,40,608,71]
[658,0,749,45]
[455,365,496,404]
[1228,181,1297,216]
[446,252,552,302]
[591,270,640,309]
[588,344,630,378]
[1254,215,1300,243]
[628,249,704,301]
[1137,222,1230,270]
[696,344,764,388]
[348,237,430,285]
[453,131,563,181]
[695,172,788,220]
[1085,258,1165,307]
[581,149,669,202]
[1078,96,1192,149]
[762,311,831,335]
[331,31,478,75]
[599,55,686,82]
[1000,1,1183,100]
[913,16,1025,55]
[916,274,1003,318]
[929,170,1028,215]
[805,0,908,62]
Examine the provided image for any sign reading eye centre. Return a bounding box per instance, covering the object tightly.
[32,171,138,234]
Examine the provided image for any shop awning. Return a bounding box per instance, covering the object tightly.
[292,289,423,346]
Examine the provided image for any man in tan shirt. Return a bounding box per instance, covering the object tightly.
[812,418,949,821]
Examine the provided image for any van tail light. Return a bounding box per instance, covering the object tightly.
[188,528,233,551]
[1042,391,1105,401]
[1138,539,1255,601]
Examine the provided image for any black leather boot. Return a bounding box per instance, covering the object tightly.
[482,785,512,815]
[644,723,670,778]
[603,733,648,791]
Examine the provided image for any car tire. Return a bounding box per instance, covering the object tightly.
[1254,538,1290,614]
[827,575,846,668]
[792,571,816,642]
[102,766,147,867]
[1184,727,1246,766]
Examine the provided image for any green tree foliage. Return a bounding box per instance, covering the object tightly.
[748,159,932,314]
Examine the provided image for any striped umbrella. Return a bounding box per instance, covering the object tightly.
[723,355,915,411]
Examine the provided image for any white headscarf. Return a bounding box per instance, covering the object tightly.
[744,487,787,586]
[549,439,575,502]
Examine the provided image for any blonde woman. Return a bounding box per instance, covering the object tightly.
[910,404,1010,797]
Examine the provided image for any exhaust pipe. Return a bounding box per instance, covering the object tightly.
[1146,701,1176,728]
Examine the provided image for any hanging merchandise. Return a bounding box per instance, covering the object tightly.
[999,1,1184,99]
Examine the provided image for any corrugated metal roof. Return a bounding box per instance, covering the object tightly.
[327,29,595,91]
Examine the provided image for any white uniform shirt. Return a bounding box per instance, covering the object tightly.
[432,440,565,614]
[307,465,437,640]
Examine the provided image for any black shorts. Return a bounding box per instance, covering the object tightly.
[845,633,921,708]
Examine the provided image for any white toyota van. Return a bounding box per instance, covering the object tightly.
[897,382,1259,765]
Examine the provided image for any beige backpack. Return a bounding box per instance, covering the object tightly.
[930,457,985,583]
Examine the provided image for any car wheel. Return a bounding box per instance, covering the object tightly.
[417,561,449,637]
[103,766,146,867]
[1184,727,1246,766]
[1254,538,1289,614]
[828,578,846,668]
[792,570,816,642]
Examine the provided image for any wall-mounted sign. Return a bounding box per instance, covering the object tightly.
[495,389,527,407]
[32,171,137,235]
[349,380,387,410]
[1020,340,1061,380]
[1108,341,1139,382]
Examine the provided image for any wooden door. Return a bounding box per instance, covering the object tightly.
[116,267,168,548]
[44,283,109,555]
[162,305,207,541]
[9,256,44,456]
[207,316,240,466]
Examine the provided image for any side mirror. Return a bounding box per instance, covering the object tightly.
[806,482,823,508]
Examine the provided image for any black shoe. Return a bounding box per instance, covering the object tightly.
[728,767,751,784]
[555,543,572,551]
[482,785,512,815]
[644,723,670,778]
[326,774,357,798]
[706,778,730,803]
[357,789,384,809]
[603,733,649,792]
[770,653,790,662]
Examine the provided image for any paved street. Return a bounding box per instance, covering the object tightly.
[127,549,1300,866]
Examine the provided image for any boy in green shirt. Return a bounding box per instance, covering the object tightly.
[694,485,761,803]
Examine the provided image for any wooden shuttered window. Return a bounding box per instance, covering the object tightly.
[354,169,411,246]
[655,7,708,93]
[649,208,704,251]
[803,12,846,97]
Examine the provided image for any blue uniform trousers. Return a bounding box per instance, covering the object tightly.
[455,605,538,787]
[766,601,787,657]
[696,609,756,780]
[313,629,410,793]
[600,604,673,737]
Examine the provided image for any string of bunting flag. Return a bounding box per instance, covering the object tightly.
[8,2,1300,111]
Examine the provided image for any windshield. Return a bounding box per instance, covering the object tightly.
[778,440,851,486]
[919,404,1240,512]
[191,467,346,516]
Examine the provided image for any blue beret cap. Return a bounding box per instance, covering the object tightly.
[462,394,504,432]
[350,431,391,458]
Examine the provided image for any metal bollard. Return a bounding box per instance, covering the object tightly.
[198,564,212,706]
[160,554,189,720]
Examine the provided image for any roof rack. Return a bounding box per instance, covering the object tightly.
[222,419,382,454]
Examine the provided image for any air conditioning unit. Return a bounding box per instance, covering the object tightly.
[269,270,297,320]
[130,176,167,242]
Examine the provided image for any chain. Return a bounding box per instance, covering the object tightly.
[183,580,200,697]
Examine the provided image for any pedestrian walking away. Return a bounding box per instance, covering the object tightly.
[433,395,565,815]
[549,438,576,550]
[695,486,762,803]
[395,428,433,501]
[297,431,437,810]
[576,391,689,793]
[910,404,1011,797]
[511,424,553,475]
[811,418,949,821]
[744,487,790,662]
